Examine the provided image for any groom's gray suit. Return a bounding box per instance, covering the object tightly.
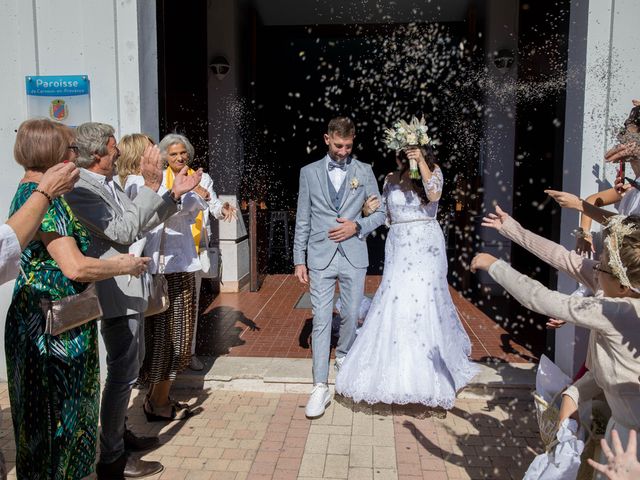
[294,155,385,383]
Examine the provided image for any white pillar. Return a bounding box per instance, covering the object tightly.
[207,0,250,291]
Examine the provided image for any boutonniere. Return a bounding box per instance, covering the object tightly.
[350,178,359,190]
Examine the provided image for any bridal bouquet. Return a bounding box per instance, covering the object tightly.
[383,116,430,179]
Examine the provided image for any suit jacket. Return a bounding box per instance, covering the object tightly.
[293,155,385,270]
[64,169,178,319]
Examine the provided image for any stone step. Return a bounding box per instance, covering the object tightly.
[175,356,536,399]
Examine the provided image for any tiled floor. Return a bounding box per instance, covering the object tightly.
[196,275,537,363]
[0,385,544,480]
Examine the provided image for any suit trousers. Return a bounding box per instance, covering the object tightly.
[99,312,145,463]
[309,250,366,384]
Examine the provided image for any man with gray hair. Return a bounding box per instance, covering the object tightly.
[65,122,202,479]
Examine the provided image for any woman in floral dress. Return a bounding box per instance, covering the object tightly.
[6,119,148,479]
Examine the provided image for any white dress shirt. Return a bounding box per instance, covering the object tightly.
[327,156,348,191]
[83,170,124,208]
[120,173,207,274]
[0,224,21,285]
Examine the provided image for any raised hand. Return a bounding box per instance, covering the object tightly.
[140,145,163,192]
[544,189,582,211]
[362,195,380,217]
[605,142,640,164]
[588,430,640,480]
[481,205,509,230]
[172,167,203,198]
[221,202,238,222]
[614,176,633,196]
[39,162,80,198]
[470,253,498,273]
[575,236,594,257]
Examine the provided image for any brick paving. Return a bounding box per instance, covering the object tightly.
[198,275,537,364]
[0,384,542,479]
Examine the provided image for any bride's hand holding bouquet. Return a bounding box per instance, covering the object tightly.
[383,116,430,180]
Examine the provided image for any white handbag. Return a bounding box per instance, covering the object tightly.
[198,229,221,280]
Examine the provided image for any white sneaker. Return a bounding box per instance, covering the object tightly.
[334,356,345,373]
[305,383,331,418]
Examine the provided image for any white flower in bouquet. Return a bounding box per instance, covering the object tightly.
[383,116,431,179]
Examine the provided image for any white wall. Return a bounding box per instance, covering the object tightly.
[558,0,640,376]
[0,0,157,380]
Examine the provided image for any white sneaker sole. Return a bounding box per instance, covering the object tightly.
[305,395,331,419]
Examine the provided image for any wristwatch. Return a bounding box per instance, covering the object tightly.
[169,190,181,204]
[354,221,362,236]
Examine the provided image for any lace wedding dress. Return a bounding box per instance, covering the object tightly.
[335,168,478,408]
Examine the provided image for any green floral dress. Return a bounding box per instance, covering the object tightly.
[6,183,100,479]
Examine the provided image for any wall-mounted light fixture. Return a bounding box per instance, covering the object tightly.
[492,49,515,72]
[209,56,231,80]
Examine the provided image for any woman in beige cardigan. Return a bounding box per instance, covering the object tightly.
[470,205,640,468]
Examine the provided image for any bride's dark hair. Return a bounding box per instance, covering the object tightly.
[397,146,437,205]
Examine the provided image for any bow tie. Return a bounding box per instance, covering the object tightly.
[328,159,349,171]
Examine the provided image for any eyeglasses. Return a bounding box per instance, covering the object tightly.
[593,262,614,276]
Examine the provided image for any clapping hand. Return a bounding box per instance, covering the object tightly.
[40,162,80,198]
[194,185,211,201]
[481,205,510,230]
[221,202,237,222]
[140,145,163,192]
[588,430,640,480]
[172,166,203,198]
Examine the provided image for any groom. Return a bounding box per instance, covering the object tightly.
[294,117,385,418]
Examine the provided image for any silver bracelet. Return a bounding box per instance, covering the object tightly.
[571,228,592,240]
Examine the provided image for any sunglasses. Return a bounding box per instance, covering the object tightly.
[593,262,614,276]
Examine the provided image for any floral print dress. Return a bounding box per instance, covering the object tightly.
[6,182,100,479]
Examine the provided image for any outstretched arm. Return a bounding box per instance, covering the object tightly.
[482,205,598,291]
[545,189,618,225]
[471,254,631,333]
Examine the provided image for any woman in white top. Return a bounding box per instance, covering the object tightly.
[118,133,208,420]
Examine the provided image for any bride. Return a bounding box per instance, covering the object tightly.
[335,143,478,408]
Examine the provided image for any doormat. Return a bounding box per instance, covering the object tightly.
[294,292,372,309]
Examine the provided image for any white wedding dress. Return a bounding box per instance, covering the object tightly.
[335,168,478,408]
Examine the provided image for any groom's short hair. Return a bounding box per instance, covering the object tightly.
[327,117,355,138]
